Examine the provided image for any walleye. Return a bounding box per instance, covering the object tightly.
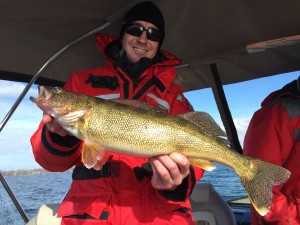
[30,86,290,216]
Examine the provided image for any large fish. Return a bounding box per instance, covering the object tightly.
[30,86,290,216]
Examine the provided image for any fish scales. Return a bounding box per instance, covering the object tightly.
[87,97,228,161]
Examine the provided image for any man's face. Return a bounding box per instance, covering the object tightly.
[122,21,160,64]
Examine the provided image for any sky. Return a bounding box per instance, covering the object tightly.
[0,71,299,171]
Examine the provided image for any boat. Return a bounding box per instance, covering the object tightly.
[1,0,300,224]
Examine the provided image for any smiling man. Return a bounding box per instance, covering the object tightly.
[31,1,204,225]
[122,20,160,63]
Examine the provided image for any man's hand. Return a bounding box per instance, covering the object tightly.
[150,152,190,190]
[42,114,71,137]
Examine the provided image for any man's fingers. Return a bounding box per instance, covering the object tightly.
[155,155,180,180]
[42,114,54,124]
[168,152,190,176]
[151,156,175,190]
[42,114,70,136]
[150,154,189,190]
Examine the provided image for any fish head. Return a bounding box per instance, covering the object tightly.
[30,86,84,117]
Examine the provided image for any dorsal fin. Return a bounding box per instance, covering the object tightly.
[179,111,229,145]
[111,99,162,112]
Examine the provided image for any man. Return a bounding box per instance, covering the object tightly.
[31,2,204,225]
[244,77,300,225]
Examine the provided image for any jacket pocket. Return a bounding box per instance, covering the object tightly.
[61,217,111,225]
[57,193,111,221]
[150,191,192,217]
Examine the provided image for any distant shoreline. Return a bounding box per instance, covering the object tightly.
[1,168,72,176]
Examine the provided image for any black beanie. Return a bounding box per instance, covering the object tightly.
[120,1,165,48]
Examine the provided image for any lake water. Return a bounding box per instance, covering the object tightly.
[0,164,246,225]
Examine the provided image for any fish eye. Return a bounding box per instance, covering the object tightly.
[51,87,62,93]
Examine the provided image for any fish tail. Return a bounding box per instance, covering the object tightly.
[239,157,291,216]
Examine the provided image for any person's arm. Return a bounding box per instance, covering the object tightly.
[150,153,190,190]
[150,85,204,200]
[30,119,82,172]
[244,103,293,223]
[30,73,83,172]
[150,153,203,202]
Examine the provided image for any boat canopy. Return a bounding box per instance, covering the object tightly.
[1,0,300,91]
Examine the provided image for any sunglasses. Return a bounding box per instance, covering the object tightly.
[125,24,161,42]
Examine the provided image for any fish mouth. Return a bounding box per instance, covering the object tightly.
[29,86,52,103]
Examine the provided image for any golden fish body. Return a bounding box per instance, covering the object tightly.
[31,86,291,216]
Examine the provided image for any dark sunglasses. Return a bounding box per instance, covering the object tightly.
[125,24,161,42]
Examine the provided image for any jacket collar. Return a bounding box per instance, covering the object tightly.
[262,79,300,106]
[95,33,182,95]
[95,33,181,67]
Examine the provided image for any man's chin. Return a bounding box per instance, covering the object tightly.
[128,55,143,64]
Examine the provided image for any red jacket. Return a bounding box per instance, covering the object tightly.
[31,33,204,225]
[244,80,300,225]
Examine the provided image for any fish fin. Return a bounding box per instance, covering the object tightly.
[81,141,106,169]
[179,112,230,145]
[189,158,216,171]
[93,152,111,171]
[111,99,162,112]
[57,108,89,126]
[239,157,291,216]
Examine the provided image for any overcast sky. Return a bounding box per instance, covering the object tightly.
[0,71,299,171]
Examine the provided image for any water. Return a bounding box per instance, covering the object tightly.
[0,172,72,225]
[199,163,246,201]
[0,164,246,225]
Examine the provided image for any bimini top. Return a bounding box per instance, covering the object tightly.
[0,0,300,91]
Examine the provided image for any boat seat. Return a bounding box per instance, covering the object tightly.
[26,203,61,225]
[190,183,237,225]
[193,211,216,225]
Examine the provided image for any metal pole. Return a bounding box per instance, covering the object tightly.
[0,172,29,223]
[0,22,110,133]
[210,63,243,154]
[0,22,110,223]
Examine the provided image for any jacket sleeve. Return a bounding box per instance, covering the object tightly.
[31,123,82,172]
[30,73,83,172]
[243,103,293,223]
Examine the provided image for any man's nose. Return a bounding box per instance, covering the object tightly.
[137,31,148,43]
